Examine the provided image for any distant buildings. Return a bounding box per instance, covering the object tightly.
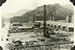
[35,15,74,34]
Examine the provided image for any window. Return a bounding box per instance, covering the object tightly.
[12,24,23,26]
[51,25,53,28]
[63,26,67,31]
[69,27,74,32]
[58,26,61,30]
[47,24,50,26]
[54,25,57,29]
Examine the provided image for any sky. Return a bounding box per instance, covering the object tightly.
[0,0,73,14]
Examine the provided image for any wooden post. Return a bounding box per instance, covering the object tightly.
[43,5,46,36]
[53,17,54,21]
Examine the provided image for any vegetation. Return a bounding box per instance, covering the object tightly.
[10,3,73,23]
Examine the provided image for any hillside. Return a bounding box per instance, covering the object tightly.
[14,9,30,16]
[10,4,73,23]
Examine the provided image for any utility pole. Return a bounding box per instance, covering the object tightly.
[20,17,21,24]
[43,5,46,36]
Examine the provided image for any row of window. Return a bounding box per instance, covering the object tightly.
[47,24,74,32]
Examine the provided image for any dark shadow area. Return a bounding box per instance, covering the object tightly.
[70,0,75,6]
[0,46,3,50]
[0,0,7,6]
[71,46,75,50]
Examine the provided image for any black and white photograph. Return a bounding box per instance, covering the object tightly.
[0,0,74,50]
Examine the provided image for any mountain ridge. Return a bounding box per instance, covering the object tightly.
[3,9,30,18]
[10,4,73,23]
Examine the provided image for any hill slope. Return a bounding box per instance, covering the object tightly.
[10,4,73,23]
[3,9,30,18]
